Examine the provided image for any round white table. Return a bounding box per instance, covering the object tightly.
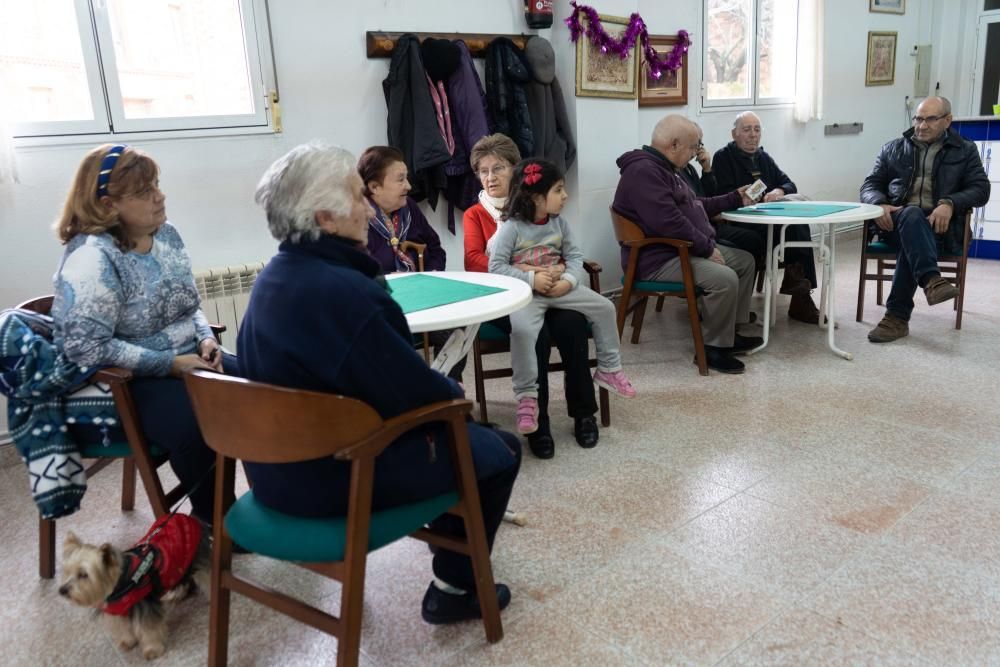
[386,271,532,374]
[720,201,883,360]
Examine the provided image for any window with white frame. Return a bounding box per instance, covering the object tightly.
[703,0,799,107]
[0,0,274,137]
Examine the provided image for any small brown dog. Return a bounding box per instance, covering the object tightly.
[58,514,209,660]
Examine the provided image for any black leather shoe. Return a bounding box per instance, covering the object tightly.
[421,582,511,625]
[573,415,599,448]
[526,429,555,459]
[697,346,745,374]
[732,333,763,354]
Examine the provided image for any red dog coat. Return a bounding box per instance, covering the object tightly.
[103,514,203,616]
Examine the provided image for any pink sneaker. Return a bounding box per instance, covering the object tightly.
[515,397,538,434]
[593,369,636,398]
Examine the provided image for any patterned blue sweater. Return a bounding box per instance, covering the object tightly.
[52,223,213,377]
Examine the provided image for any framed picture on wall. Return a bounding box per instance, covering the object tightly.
[637,35,688,107]
[865,31,898,86]
[869,0,905,14]
[575,13,637,99]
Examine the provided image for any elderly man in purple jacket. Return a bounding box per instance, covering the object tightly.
[612,115,760,375]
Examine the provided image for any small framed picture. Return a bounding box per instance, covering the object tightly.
[869,0,905,14]
[865,31,897,86]
[638,35,688,107]
[575,13,637,99]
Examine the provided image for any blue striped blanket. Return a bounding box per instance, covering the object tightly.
[0,309,118,519]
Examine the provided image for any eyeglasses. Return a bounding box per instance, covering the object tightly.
[911,115,948,125]
[476,164,509,179]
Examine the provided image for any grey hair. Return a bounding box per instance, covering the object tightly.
[254,142,357,243]
[651,114,697,148]
[733,111,760,129]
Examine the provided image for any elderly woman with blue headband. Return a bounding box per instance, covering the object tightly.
[50,144,235,524]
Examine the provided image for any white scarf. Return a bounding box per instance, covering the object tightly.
[480,190,508,256]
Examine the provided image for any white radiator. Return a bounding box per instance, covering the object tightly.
[193,263,266,343]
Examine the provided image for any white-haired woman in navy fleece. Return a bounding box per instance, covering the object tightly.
[238,142,521,625]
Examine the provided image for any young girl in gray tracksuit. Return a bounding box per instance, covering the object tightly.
[488,159,636,435]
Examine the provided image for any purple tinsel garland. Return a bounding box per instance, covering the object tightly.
[564,1,691,81]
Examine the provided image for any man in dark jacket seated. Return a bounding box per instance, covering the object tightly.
[613,115,762,375]
[710,112,821,324]
[238,142,522,624]
[860,96,990,343]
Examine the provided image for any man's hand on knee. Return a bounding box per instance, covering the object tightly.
[876,204,900,231]
[928,202,952,234]
[710,248,727,266]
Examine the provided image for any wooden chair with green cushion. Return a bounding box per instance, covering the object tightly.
[610,208,708,376]
[855,211,972,329]
[15,295,222,578]
[182,370,503,667]
[471,261,611,427]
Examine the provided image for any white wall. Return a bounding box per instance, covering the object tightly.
[0,0,940,438]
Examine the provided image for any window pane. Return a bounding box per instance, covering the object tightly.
[0,0,94,122]
[106,0,254,119]
[758,0,798,98]
[986,0,1000,11]
[706,0,752,100]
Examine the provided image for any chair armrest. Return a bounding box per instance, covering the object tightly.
[211,324,226,337]
[94,367,134,384]
[621,236,694,250]
[335,399,474,461]
[582,259,602,292]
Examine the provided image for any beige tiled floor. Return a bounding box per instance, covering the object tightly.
[3,231,999,665]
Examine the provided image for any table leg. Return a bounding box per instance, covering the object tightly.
[430,323,481,375]
[824,231,853,360]
[748,224,774,355]
[818,225,830,330]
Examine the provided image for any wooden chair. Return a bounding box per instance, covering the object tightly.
[399,240,432,363]
[183,370,503,667]
[14,296,219,578]
[610,208,708,376]
[855,211,972,329]
[471,261,611,427]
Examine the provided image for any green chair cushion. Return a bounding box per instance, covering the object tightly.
[623,276,703,295]
[225,490,460,562]
[80,441,166,458]
[478,321,509,342]
[866,242,895,255]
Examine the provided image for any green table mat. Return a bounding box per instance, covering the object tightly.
[735,203,860,217]
[389,273,507,314]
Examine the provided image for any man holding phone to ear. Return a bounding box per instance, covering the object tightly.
[860,96,990,343]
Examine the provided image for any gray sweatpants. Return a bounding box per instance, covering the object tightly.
[647,245,755,348]
[510,286,621,400]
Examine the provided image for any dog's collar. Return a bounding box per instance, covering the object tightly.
[105,544,162,604]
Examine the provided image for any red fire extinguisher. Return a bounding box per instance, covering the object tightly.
[525,0,553,29]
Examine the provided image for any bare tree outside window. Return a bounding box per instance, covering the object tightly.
[704,0,798,106]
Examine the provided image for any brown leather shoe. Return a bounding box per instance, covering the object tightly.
[924,276,959,306]
[779,262,812,296]
[868,314,909,343]
[788,292,820,324]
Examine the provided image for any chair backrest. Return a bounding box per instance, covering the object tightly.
[399,240,426,272]
[183,370,385,464]
[610,208,644,244]
[15,295,54,315]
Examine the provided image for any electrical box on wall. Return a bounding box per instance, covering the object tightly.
[913,44,932,97]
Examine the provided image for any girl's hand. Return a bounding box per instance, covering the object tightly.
[545,279,572,298]
[533,271,555,294]
[170,353,214,378]
[198,338,224,373]
[547,264,566,277]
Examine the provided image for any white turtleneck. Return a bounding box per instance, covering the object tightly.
[480,190,508,256]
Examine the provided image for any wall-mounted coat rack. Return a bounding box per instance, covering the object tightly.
[366,31,531,58]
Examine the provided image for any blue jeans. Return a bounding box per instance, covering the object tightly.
[879,206,942,321]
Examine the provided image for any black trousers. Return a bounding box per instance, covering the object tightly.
[490,308,598,430]
[72,353,240,523]
[726,221,818,288]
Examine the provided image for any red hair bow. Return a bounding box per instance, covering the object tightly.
[523,163,542,186]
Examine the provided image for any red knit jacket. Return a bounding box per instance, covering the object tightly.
[102,514,203,616]
[462,202,497,273]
